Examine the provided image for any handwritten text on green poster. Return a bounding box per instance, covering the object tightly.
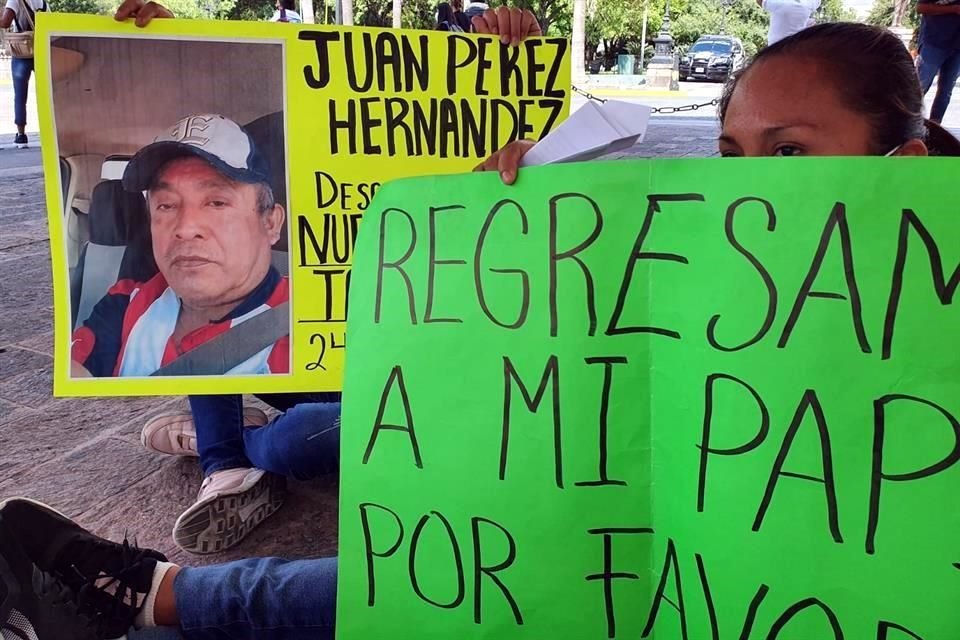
[339,158,960,639]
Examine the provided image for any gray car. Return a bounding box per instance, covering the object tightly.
[679,35,746,82]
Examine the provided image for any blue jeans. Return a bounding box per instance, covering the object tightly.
[917,40,960,122]
[126,556,338,640]
[11,56,33,128]
[189,393,341,480]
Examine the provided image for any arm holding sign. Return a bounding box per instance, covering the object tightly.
[470,5,541,45]
[114,0,175,24]
[473,139,535,185]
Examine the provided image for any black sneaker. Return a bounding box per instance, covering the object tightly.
[0,498,167,638]
[0,521,100,640]
[13,134,27,149]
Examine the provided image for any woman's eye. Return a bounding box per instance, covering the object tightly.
[208,200,228,208]
[774,145,804,157]
[720,150,741,158]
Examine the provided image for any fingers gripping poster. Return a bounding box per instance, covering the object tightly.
[339,159,960,639]
[36,14,570,396]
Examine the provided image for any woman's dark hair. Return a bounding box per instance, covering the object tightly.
[279,0,295,11]
[719,22,960,156]
[437,2,454,25]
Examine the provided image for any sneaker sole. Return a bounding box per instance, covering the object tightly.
[172,472,285,555]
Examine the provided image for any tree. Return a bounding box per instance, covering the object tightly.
[49,0,109,14]
[355,0,389,24]
[585,0,647,59]
[669,0,768,54]
[228,0,273,21]
[508,0,573,35]
[401,0,433,28]
[866,0,916,26]
[159,0,237,17]
[818,0,856,21]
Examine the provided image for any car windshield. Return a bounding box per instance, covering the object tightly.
[689,41,733,54]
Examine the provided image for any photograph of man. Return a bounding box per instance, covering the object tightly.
[70,113,290,378]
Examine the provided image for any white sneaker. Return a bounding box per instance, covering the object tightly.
[172,468,285,555]
[141,407,269,457]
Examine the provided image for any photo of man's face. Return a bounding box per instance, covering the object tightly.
[51,35,292,379]
[148,157,285,311]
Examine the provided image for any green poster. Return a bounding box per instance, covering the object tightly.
[337,158,960,639]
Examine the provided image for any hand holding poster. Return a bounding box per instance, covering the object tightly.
[37,15,569,395]
[338,158,960,638]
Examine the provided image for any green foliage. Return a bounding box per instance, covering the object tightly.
[402,0,435,29]
[228,0,273,21]
[819,0,857,21]
[352,0,432,28]
[585,0,649,55]
[49,0,110,14]
[672,0,766,55]
[159,0,237,18]
[502,0,572,34]
[354,0,389,25]
[865,0,917,27]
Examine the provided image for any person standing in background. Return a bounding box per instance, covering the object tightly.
[759,0,820,45]
[435,1,465,31]
[464,0,489,26]
[270,0,302,23]
[450,0,471,31]
[0,0,47,148]
[916,0,960,123]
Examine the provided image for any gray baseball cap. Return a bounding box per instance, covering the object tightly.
[123,114,272,192]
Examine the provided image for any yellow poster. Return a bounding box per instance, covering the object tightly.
[36,14,570,396]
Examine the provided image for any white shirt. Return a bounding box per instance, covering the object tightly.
[269,8,302,22]
[4,0,46,32]
[763,0,820,45]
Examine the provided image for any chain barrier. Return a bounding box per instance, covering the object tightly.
[571,85,719,115]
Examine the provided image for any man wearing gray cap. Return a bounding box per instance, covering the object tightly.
[70,113,290,379]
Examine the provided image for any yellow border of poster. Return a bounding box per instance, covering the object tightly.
[38,14,570,396]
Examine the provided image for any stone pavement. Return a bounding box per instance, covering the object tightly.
[0,118,748,569]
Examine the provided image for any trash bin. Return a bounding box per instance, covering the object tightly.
[617,54,636,75]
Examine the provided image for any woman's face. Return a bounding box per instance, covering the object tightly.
[719,56,925,158]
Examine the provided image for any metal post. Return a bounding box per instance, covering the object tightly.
[301,0,315,23]
[645,0,677,90]
[649,0,674,66]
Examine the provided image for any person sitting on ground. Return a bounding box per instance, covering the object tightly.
[14,19,960,640]
[142,392,340,555]
[105,0,539,559]
[71,114,289,378]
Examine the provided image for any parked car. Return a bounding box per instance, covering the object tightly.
[679,35,745,82]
